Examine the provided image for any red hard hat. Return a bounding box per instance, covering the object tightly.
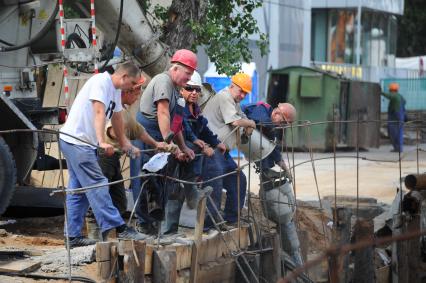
[171,49,197,70]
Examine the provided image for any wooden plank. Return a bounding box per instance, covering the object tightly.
[197,257,236,283]
[190,197,206,283]
[96,242,113,282]
[134,241,146,283]
[118,240,140,283]
[144,227,249,275]
[0,260,41,273]
[153,250,177,283]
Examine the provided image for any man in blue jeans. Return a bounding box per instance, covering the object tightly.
[203,73,256,226]
[181,71,227,231]
[60,62,147,247]
[130,49,197,235]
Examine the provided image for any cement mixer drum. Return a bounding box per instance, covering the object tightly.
[239,129,276,162]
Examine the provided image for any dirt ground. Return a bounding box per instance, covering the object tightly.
[0,144,424,281]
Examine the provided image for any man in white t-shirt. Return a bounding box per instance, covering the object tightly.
[60,62,147,247]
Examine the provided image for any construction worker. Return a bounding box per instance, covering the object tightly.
[86,76,176,240]
[242,101,303,266]
[382,82,406,152]
[132,49,200,235]
[181,71,227,231]
[59,62,147,248]
[203,73,256,227]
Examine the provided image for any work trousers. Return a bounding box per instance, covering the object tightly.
[218,151,247,223]
[60,139,125,237]
[388,108,405,152]
[202,151,224,229]
[98,153,127,215]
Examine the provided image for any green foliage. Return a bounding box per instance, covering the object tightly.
[191,0,268,75]
[397,0,426,57]
[146,0,268,76]
[63,1,83,18]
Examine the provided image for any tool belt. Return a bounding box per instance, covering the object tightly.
[260,168,289,192]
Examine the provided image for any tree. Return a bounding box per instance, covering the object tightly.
[397,0,426,57]
[148,0,268,75]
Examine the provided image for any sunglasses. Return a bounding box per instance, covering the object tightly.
[184,86,201,93]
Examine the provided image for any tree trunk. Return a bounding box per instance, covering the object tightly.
[165,0,208,51]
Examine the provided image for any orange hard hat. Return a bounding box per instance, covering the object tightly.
[231,73,252,93]
[389,82,399,92]
[171,49,197,70]
[278,103,297,123]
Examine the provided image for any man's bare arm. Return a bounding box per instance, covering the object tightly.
[92,101,113,156]
[232,118,256,130]
[111,111,128,147]
[157,100,171,140]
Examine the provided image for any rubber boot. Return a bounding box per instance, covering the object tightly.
[160,199,183,235]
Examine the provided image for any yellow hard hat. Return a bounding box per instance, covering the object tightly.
[389,82,399,92]
[231,73,252,93]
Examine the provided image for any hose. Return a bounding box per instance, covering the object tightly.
[0,3,59,52]
[99,0,123,72]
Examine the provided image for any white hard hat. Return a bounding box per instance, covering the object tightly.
[187,71,202,87]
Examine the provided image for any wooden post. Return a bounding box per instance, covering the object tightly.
[117,240,145,283]
[330,207,352,283]
[260,233,281,282]
[133,241,146,282]
[407,214,420,283]
[96,242,114,283]
[392,214,408,283]
[353,219,374,283]
[190,196,207,283]
[153,250,177,283]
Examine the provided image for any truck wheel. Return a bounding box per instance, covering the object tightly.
[0,136,17,215]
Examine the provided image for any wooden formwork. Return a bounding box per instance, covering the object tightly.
[95,227,249,283]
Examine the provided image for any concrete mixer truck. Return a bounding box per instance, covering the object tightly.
[0,0,170,213]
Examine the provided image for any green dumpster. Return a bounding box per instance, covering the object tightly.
[266,66,381,151]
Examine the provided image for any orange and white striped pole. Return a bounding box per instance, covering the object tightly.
[58,0,70,106]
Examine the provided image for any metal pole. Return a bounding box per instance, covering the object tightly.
[356,111,360,219]
[57,134,72,282]
[356,1,362,65]
[333,105,337,225]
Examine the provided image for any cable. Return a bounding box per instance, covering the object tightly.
[100,0,123,72]
[0,39,14,46]
[0,3,59,52]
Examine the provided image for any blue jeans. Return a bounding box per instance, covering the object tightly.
[388,108,404,152]
[59,139,125,237]
[219,152,247,223]
[130,113,164,225]
[203,151,223,228]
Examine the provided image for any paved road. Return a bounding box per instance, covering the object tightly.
[242,144,426,204]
